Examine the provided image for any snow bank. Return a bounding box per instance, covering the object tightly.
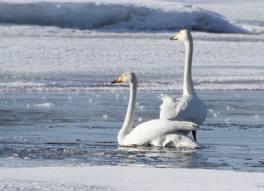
[0,166,263,191]
[0,1,245,33]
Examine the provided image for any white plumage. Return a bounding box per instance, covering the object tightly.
[160,94,207,125]
[112,72,199,148]
[160,30,207,140]
[122,119,198,148]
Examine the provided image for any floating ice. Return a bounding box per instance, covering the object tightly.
[115,94,120,100]
[0,81,45,89]
[139,105,145,111]
[253,115,260,120]
[34,103,55,108]
[226,106,234,112]
[102,114,108,120]
[213,112,218,118]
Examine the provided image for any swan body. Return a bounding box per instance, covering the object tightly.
[112,72,199,148]
[160,30,207,140]
[120,119,198,147]
[160,94,206,125]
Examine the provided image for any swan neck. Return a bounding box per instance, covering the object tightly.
[183,37,196,96]
[118,81,137,143]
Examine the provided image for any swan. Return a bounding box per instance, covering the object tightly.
[160,29,207,141]
[112,72,199,148]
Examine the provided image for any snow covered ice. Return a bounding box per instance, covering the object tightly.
[0,166,264,191]
[0,0,250,32]
[0,0,263,33]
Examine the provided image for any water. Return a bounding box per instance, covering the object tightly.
[0,88,263,172]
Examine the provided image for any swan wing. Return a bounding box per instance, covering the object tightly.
[160,95,207,125]
[160,95,188,120]
[123,119,198,146]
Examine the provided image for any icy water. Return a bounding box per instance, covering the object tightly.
[0,1,264,171]
[0,86,263,172]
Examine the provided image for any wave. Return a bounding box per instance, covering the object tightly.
[0,1,246,33]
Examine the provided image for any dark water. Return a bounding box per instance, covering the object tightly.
[0,89,263,172]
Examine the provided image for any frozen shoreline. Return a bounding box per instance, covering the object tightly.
[0,27,263,91]
[0,166,263,191]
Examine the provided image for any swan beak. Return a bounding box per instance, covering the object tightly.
[111,75,124,84]
[170,32,179,40]
[111,79,121,84]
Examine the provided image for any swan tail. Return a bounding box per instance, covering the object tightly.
[151,134,200,148]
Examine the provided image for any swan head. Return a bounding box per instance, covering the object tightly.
[111,72,137,84]
[170,29,191,41]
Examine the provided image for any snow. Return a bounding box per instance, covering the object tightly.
[0,0,253,33]
[0,166,263,191]
[0,0,262,33]
[0,29,263,91]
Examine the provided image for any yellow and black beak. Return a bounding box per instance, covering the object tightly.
[170,32,179,40]
[111,74,125,84]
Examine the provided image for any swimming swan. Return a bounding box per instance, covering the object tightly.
[112,72,199,148]
[160,29,207,141]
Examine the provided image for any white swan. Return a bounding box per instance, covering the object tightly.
[112,72,199,148]
[160,29,207,141]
